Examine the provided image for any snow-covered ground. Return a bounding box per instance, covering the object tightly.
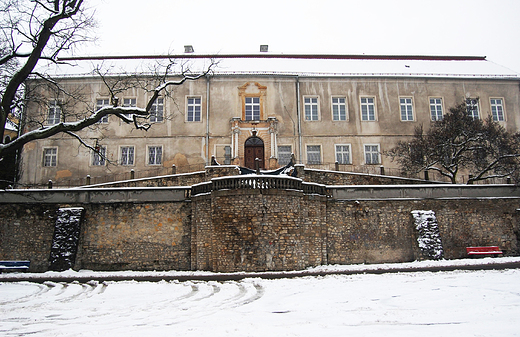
[1,258,520,336]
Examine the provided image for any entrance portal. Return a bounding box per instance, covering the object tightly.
[244,136,264,169]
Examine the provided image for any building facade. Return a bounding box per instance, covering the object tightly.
[19,56,520,186]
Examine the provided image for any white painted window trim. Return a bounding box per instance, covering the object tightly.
[363,143,381,165]
[399,96,415,122]
[303,96,320,121]
[335,144,352,165]
[360,96,377,121]
[186,96,203,122]
[331,96,348,121]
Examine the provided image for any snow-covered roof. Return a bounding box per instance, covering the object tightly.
[45,54,519,79]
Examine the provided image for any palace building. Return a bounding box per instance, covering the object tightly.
[18,54,520,186]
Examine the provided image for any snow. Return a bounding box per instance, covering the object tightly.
[41,56,519,79]
[1,258,520,336]
[412,210,444,260]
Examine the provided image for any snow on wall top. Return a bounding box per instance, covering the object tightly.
[43,54,519,79]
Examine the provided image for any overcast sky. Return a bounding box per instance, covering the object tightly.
[80,0,520,74]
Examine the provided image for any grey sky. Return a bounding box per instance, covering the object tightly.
[81,0,520,73]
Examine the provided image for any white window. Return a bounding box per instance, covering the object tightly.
[466,98,480,119]
[364,144,380,165]
[92,146,107,166]
[245,97,260,121]
[332,97,347,121]
[306,145,321,165]
[120,146,134,166]
[400,97,414,121]
[150,98,164,122]
[490,98,505,121]
[148,146,162,165]
[335,144,351,165]
[360,97,376,121]
[187,97,202,122]
[43,147,57,167]
[304,96,319,121]
[123,98,136,118]
[47,100,61,125]
[277,145,292,166]
[96,99,110,123]
[429,98,443,121]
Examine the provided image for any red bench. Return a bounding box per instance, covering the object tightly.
[466,246,503,257]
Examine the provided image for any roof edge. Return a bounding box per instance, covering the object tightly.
[58,54,488,62]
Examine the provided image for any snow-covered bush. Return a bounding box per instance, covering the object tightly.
[411,210,444,260]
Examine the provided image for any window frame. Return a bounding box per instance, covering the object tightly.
[306,144,322,165]
[244,96,261,121]
[303,96,320,121]
[331,96,348,121]
[147,145,163,166]
[150,97,164,123]
[429,97,444,121]
[360,96,376,121]
[42,147,58,167]
[335,144,352,165]
[96,98,110,124]
[277,145,293,166]
[122,97,137,118]
[91,145,107,166]
[120,146,135,166]
[364,144,381,165]
[466,98,480,120]
[490,98,505,122]
[47,100,61,125]
[186,96,202,122]
[399,97,414,121]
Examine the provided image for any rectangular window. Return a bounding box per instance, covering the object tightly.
[96,99,110,123]
[306,145,321,165]
[332,97,347,121]
[148,146,162,165]
[360,97,376,121]
[335,144,351,165]
[187,97,202,122]
[47,100,61,125]
[245,97,260,121]
[150,98,164,122]
[43,148,57,167]
[490,98,505,121]
[466,98,480,119]
[400,97,414,121]
[304,97,319,121]
[224,145,231,165]
[277,145,292,166]
[364,144,380,165]
[120,146,134,166]
[429,98,443,121]
[92,146,106,166]
[123,98,136,118]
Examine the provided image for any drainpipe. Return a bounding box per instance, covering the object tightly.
[205,75,211,165]
[296,76,302,164]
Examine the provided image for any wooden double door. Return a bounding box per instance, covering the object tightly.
[244,136,264,169]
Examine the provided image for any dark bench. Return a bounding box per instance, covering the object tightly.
[0,261,30,272]
[466,246,503,257]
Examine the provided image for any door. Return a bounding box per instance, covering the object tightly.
[244,136,265,169]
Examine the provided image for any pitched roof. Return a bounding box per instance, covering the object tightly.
[49,54,519,79]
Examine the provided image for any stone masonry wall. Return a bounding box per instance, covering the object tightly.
[208,189,326,272]
[303,169,437,186]
[327,198,519,265]
[0,204,58,272]
[77,202,191,271]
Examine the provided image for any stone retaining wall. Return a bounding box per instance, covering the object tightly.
[1,182,519,272]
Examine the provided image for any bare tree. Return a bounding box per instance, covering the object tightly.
[0,0,215,164]
[386,103,520,184]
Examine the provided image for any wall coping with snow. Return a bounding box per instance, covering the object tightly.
[0,187,190,204]
[327,184,520,200]
[1,184,519,204]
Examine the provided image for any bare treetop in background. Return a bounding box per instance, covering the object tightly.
[0,0,215,160]
[386,103,520,184]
